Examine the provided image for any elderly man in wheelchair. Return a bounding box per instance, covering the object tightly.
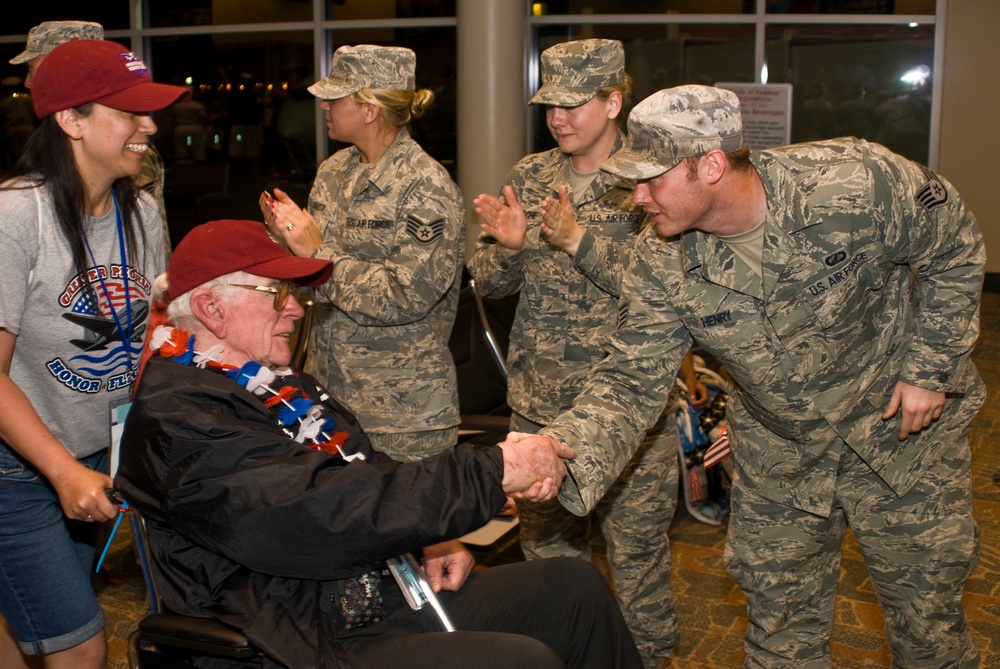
[115,219,643,669]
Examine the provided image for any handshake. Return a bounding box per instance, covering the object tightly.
[497,432,576,503]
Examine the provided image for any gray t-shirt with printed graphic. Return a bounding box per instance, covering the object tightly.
[0,182,165,459]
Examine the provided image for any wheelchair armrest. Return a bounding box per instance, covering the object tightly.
[138,612,258,659]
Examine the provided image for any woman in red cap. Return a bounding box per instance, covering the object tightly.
[0,39,188,669]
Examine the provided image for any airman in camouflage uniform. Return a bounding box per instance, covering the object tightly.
[537,85,985,667]
[263,45,465,461]
[468,40,687,667]
[11,20,171,257]
[9,20,103,77]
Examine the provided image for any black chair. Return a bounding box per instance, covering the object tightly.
[448,269,518,440]
[128,512,261,669]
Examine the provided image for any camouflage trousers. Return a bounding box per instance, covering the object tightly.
[725,440,979,669]
[367,427,459,463]
[512,411,680,663]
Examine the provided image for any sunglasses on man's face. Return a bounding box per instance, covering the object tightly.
[224,280,313,310]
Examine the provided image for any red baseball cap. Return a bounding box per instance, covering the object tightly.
[166,220,333,301]
[32,39,191,118]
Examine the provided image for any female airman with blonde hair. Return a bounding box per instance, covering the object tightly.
[261,45,465,464]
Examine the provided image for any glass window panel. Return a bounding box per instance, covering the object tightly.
[146,27,457,248]
[532,24,755,152]
[765,22,934,163]
[147,0,312,28]
[325,27,457,180]
[766,0,935,14]
[148,32,315,245]
[326,0,455,20]
[10,2,130,34]
[1,43,31,91]
[0,43,34,174]
[531,0,934,15]
[532,1,752,15]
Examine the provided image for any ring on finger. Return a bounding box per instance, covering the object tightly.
[86,514,93,522]
[286,222,294,231]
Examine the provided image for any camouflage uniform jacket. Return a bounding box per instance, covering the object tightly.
[305,128,466,433]
[467,132,647,423]
[544,138,985,516]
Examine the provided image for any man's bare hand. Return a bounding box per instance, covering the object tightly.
[421,540,474,592]
[881,380,945,440]
[687,378,711,410]
[498,432,576,502]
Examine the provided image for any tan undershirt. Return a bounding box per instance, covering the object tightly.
[565,163,599,205]
[717,220,765,277]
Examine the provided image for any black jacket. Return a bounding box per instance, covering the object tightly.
[116,356,507,668]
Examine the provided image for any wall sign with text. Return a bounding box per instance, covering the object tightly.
[715,83,793,150]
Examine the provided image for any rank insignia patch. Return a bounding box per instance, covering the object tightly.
[916,168,949,211]
[405,216,445,244]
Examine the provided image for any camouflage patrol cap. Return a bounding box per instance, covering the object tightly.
[308,44,416,100]
[10,21,104,65]
[602,85,744,180]
[529,39,625,107]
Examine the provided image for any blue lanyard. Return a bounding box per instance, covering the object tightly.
[81,190,134,370]
[95,499,129,574]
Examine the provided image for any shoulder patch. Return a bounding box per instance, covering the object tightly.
[405,216,445,244]
[824,250,848,267]
[915,167,949,211]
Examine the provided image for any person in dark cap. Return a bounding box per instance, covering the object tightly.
[467,39,705,668]
[115,219,643,669]
[519,84,985,667]
[258,44,466,466]
[0,38,189,669]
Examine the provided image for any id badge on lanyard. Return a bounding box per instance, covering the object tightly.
[108,397,132,477]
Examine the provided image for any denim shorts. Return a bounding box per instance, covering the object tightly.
[0,444,106,654]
